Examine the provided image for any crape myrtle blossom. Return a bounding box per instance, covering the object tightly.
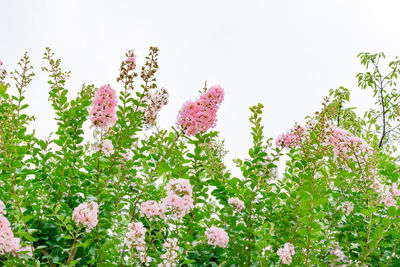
[330,244,346,263]
[392,183,400,197]
[166,179,192,197]
[342,201,354,216]
[140,179,195,219]
[158,238,179,267]
[140,196,194,220]
[325,126,372,162]
[142,87,169,127]
[101,139,114,156]
[275,126,308,148]
[72,202,98,232]
[228,197,245,211]
[89,84,118,130]
[121,150,133,161]
[277,242,295,265]
[177,85,224,136]
[124,222,152,265]
[205,226,229,248]
[382,193,397,207]
[124,222,146,247]
[276,122,372,163]
[140,200,163,221]
[162,179,194,217]
[0,201,33,257]
[161,194,194,218]
[125,50,137,70]
[143,89,169,126]
[381,183,400,208]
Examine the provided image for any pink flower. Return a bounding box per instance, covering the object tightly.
[177,85,224,136]
[124,222,151,265]
[124,222,146,247]
[382,194,396,207]
[392,183,400,197]
[325,126,371,161]
[342,201,354,216]
[166,179,192,197]
[101,139,114,156]
[125,50,137,70]
[283,242,295,255]
[72,202,98,232]
[205,226,229,248]
[0,201,5,215]
[0,60,2,66]
[330,245,345,262]
[275,126,308,148]
[159,238,179,267]
[228,197,245,211]
[276,123,372,165]
[140,180,194,220]
[161,194,194,218]
[0,214,32,256]
[90,84,118,130]
[142,88,169,127]
[140,200,163,221]
[277,242,295,265]
[121,150,133,161]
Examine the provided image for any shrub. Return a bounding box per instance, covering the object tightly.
[0,48,400,266]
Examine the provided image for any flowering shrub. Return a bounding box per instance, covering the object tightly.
[0,48,400,266]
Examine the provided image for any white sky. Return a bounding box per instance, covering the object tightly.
[1,0,400,174]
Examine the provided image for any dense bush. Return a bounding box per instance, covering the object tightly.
[0,48,400,266]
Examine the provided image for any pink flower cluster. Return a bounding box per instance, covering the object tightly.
[166,178,193,197]
[205,226,229,248]
[90,84,118,129]
[228,197,245,211]
[0,201,32,257]
[101,139,114,156]
[140,179,194,220]
[162,179,194,218]
[275,126,308,148]
[177,85,224,136]
[143,88,169,127]
[342,201,354,216]
[140,200,163,221]
[277,242,295,265]
[125,50,137,70]
[121,150,133,161]
[382,194,396,207]
[72,202,98,232]
[326,126,372,161]
[330,244,345,263]
[276,123,372,163]
[158,238,179,267]
[124,222,146,246]
[382,183,400,208]
[124,222,152,265]
[161,194,194,218]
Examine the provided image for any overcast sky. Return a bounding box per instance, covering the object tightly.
[1,0,400,173]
